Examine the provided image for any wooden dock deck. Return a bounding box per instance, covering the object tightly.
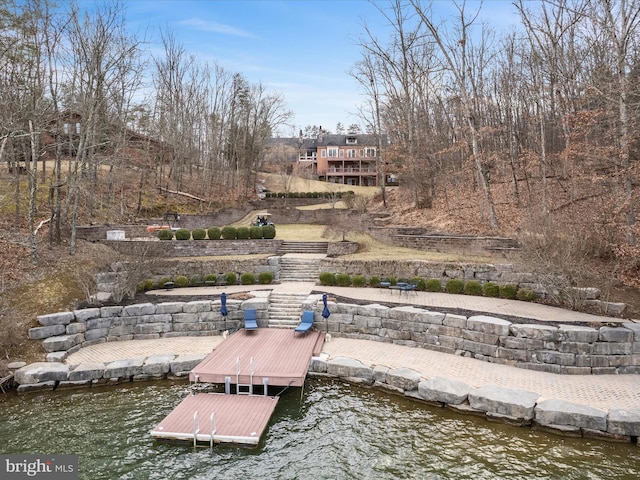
[150,393,278,446]
[190,328,324,388]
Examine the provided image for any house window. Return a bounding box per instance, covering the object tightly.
[346,136,357,144]
[328,147,338,158]
[365,148,376,157]
[321,149,326,158]
[63,123,70,135]
[339,149,344,158]
[347,149,356,158]
[75,122,81,134]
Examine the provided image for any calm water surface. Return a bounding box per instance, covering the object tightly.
[1,379,638,480]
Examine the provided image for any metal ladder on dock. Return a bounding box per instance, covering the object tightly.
[193,411,217,449]
[236,357,254,395]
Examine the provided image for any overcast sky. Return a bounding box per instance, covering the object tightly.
[125,0,521,136]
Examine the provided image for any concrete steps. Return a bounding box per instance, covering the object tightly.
[268,293,307,329]
[279,256,321,283]
[278,241,328,254]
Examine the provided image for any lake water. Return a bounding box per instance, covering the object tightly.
[1,379,638,479]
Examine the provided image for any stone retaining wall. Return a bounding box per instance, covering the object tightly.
[28,299,640,375]
[29,297,269,363]
[368,227,520,253]
[322,301,640,375]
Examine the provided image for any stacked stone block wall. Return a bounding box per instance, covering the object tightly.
[31,299,640,375]
[316,301,640,375]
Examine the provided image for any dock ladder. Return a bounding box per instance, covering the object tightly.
[236,356,254,395]
[193,411,217,449]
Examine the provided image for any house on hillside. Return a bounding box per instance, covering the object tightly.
[266,130,395,187]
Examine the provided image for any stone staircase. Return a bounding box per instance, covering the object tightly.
[268,293,306,329]
[279,256,322,282]
[278,241,328,254]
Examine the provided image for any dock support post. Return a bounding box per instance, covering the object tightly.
[224,377,231,395]
[262,378,269,396]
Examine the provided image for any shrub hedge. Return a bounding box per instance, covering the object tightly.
[352,275,367,287]
[157,229,173,240]
[319,272,336,286]
[425,279,442,292]
[500,284,517,299]
[263,225,276,239]
[368,276,381,287]
[191,228,207,240]
[225,272,237,285]
[517,288,537,301]
[175,229,191,240]
[207,227,222,240]
[237,226,250,239]
[249,226,263,239]
[221,226,237,240]
[174,275,189,288]
[445,278,464,294]
[258,271,273,284]
[336,274,351,287]
[463,280,483,296]
[240,272,255,285]
[483,282,500,298]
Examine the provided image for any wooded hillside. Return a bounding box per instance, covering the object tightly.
[1,0,640,291]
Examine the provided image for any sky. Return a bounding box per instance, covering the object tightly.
[124,0,521,136]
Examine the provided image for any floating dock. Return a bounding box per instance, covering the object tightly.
[150,393,279,446]
[151,328,324,446]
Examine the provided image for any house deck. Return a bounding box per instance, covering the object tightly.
[150,393,278,446]
[189,328,324,388]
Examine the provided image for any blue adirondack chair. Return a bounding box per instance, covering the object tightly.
[244,309,258,333]
[294,311,314,336]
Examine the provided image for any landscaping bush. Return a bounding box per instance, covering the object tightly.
[258,271,273,285]
[225,272,237,285]
[157,229,173,240]
[352,275,367,287]
[175,228,191,240]
[249,226,263,239]
[425,279,442,292]
[137,279,154,292]
[336,273,352,287]
[189,275,204,286]
[445,278,464,294]
[463,280,483,296]
[191,228,207,240]
[221,226,237,240]
[483,282,500,298]
[237,226,250,239]
[207,226,222,240]
[499,284,517,300]
[411,277,427,291]
[157,277,171,288]
[368,276,381,287]
[382,277,397,286]
[174,275,189,288]
[263,225,276,239]
[517,288,537,302]
[240,272,255,285]
[319,272,336,286]
[205,274,217,285]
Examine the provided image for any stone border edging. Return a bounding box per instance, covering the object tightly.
[12,353,208,393]
[309,354,640,444]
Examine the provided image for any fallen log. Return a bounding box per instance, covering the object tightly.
[157,186,206,202]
